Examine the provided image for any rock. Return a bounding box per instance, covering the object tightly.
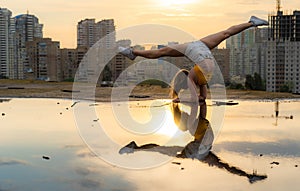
[270,161,279,165]
[215,101,239,106]
[0,99,11,103]
[42,156,50,160]
[1,113,5,116]
[71,101,79,107]
[61,89,80,93]
[7,87,24,89]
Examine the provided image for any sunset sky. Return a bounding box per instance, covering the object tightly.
[2,0,300,48]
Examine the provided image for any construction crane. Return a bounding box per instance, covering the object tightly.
[276,0,281,12]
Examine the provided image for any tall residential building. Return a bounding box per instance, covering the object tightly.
[112,39,132,83]
[76,19,116,83]
[266,10,300,93]
[211,48,230,83]
[96,19,116,49]
[60,48,77,81]
[255,28,269,81]
[77,18,116,49]
[26,38,61,81]
[14,13,43,79]
[0,8,13,78]
[226,27,268,80]
[269,10,300,41]
[77,19,97,48]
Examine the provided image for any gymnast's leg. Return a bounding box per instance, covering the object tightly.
[200,16,268,49]
[118,43,187,60]
[200,22,253,50]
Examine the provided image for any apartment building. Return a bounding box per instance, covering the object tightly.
[266,10,300,93]
[14,13,43,79]
[26,38,60,81]
[0,8,13,78]
[226,27,268,81]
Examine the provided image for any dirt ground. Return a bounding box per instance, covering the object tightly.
[1,79,300,102]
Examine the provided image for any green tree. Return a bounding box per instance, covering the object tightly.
[245,73,265,90]
[280,81,293,93]
[228,82,244,90]
[245,75,253,90]
[102,65,112,81]
[253,73,265,90]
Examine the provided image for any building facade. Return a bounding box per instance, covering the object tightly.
[77,19,97,49]
[96,19,116,49]
[211,48,230,84]
[14,13,43,79]
[60,48,77,81]
[76,19,116,83]
[0,8,13,78]
[226,27,268,81]
[26,38,61,81]
[266,10,300,93]
[77,18,116,49]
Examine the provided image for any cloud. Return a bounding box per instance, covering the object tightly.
[76,149,97,158]
[0,158,28,166]
[78,179,101,189]
[63,144,86,149]
[75,167,92,176]
[214,139,300,156]
[135,10,222,23]
[67,164,137,191]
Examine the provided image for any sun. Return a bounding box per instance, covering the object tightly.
[160,0,196,6]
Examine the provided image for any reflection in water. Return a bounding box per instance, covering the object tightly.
[2,98,300,190]
[0,158,28,166]
[214,139,300,156]
[0,98,11,103]
[0,98,136,191]
[120,101,267,183]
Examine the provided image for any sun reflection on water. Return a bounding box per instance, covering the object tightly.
[1,98,300,190]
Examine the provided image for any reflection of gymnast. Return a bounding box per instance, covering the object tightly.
[119,16,268,102]
[119,69,267,183]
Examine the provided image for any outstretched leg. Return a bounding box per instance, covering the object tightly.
[118,43,188,60]
[119,16,268,58]
[200,16,269,49]
[132,43,187,59]
[200,22,253,50]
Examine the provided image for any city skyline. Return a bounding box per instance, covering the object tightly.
[2,0,300,48]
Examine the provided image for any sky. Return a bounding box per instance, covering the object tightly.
[2,0,300,48]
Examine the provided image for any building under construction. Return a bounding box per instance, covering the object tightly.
[266,1,300,93]
[268,10,300,42]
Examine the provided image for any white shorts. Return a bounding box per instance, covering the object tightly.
[184,41,213,63]
[184,41,215,83]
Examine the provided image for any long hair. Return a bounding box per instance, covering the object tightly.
[169,69,189,99]
[169,69,190,131]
